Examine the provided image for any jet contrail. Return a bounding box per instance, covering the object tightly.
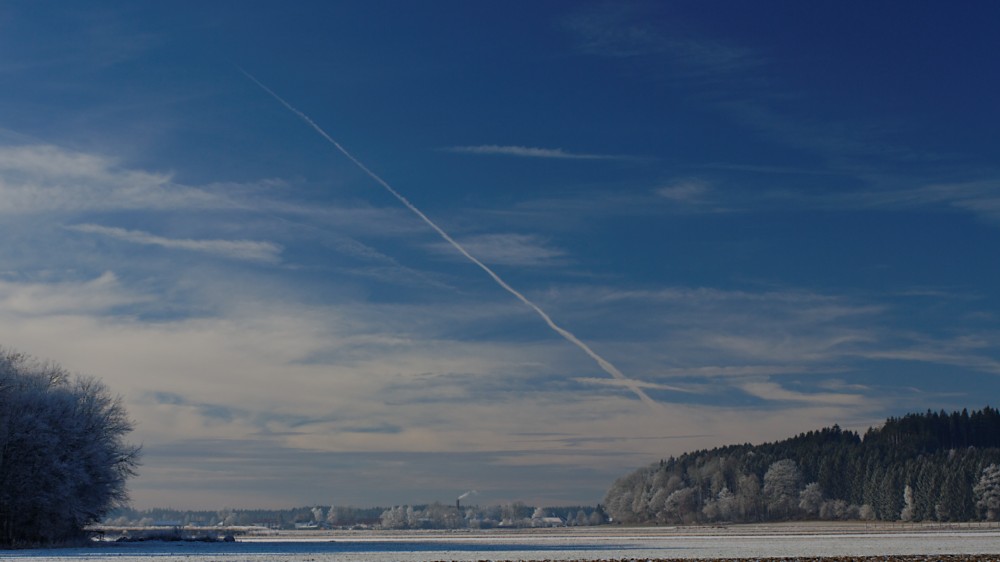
[242,70,658,410]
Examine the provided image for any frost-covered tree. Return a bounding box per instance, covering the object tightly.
[798,482,823,517]
[974,464,1000,521]
[900,484,916,521]
[663,487,698,523]
[0,349,140,547]
[379,506,408,529]
[715,487,737,521]
[819,499,853,520]
[858,503,876,521]
[762,459,802,519]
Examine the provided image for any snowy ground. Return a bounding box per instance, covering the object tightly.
[6,523,1000,561]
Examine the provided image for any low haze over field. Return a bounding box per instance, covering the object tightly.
[1,2,999,509]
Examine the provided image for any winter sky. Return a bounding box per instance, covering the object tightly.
[2,2,999,509]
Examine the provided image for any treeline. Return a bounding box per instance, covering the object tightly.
[105,503,607,530]
[604,407,1000,524]
[105,506,384,529]
[378,502,605,529]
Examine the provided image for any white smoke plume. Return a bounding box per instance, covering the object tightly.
[458,490,478,500]
[241,70,659,410]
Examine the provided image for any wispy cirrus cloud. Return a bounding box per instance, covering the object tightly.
[841,180,1000,222]
[0,271,147,316]
[656,180,711,203]
[575,377,696,393]
[0,143,453,291]
[0,144,229,213]
[443,145,632,161]
[562,3,763,75]
[738,380,870,407]
[426,233,566,267]
[855,338,1000,377]
[756,178,1000,226]
[66,223,283,264]
[654,179,734,212]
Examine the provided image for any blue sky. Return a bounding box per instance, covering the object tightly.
[2,1,999,509]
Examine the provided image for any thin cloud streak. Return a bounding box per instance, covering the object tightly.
[241,69,659,409]
[563,3,763,75]
[426,233,566,267]
[738,380,869,407]
[67,223,283,263]
[444,145,631,161]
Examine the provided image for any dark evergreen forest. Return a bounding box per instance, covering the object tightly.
[604,407,1000,524]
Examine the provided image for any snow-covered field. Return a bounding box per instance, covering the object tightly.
[6,524,1000,561]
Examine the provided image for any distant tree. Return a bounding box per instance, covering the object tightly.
[974,464,1000,521]
[326,505,379,527]
[900,484,916,522]
[799,482,823,517]
[500,501,531,526]
[0,349,140,547]
[326,506,341,526]
[424,502,462,529]
[763,460,802,519]
[819,499,853,520]
[715,487,737,521]
[736,473,761,521]
[602,486,634,523]
[700,497,720,521]
[663,487,698,523]
[858,503,876,521]
[936,460,972,521]
[379,506,408,529]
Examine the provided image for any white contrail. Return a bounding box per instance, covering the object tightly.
[242,70,659,410]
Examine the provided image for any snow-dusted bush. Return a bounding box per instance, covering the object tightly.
[0,349,140,547]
